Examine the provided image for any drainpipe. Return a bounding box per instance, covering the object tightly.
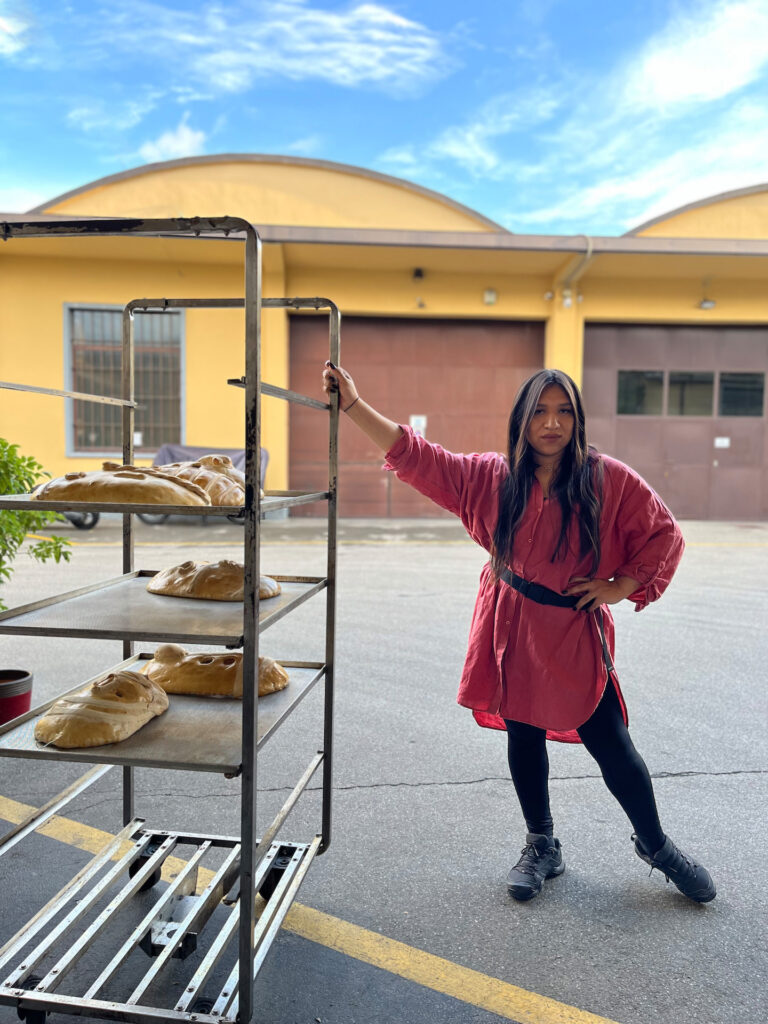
[556,235,594,307]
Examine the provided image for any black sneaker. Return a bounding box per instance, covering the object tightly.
[633,834,716,903]
[507,833,564,901]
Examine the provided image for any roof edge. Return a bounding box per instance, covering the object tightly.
[29,153,509,233]
[5,217,768,257]
[625,181,768,236]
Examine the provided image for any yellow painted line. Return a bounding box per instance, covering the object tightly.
[0,793,621,1024]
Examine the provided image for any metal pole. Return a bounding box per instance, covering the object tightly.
[121,305,136,825]
[321,304,340,853]
[239,225,262,1024]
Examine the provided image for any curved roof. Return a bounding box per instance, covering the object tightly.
[627,182,768,239]
[32,153,507,234]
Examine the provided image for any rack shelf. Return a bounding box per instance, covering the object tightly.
[0,491,329,516]
[0,572,327,645]
[0,655,326,774]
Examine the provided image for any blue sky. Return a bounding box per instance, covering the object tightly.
[2,0,768,234]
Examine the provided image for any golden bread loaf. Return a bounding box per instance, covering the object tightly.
[154,455,245,505]
[34,467,210,506]
[146,561,281,602]
[34,670,169,749]
[141,644,289,698]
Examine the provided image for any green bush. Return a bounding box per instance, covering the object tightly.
[0,439,71,611]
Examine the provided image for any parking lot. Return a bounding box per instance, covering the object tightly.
[0,514,766,1024]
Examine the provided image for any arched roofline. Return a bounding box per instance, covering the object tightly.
[625,181,768,235]
[30,152,509,232]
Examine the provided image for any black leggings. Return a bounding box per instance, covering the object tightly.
[504,682,665,853]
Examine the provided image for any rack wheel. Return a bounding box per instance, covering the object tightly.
[17,1010,47,1024]
[129,844,163,891]
[258,849,294,901]
[16,976,47,1023]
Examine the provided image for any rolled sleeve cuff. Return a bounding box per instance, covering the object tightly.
[618,561,666,612]
[382,425,414,471]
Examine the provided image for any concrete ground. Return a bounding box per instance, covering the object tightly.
[0,514,766,1024]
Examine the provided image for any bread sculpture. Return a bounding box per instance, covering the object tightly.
[33,467,210,506]
[146,560,281,602]
[141,643,289,699]
[34,670,169,749]
[155,454,264,500]
[154,454,246,505]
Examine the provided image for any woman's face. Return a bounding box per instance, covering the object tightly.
[525,384,575,463]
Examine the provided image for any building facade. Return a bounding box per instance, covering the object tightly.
[1,156,767,518]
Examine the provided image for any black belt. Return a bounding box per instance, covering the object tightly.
[499,568,578,608]
[499,567,615,675]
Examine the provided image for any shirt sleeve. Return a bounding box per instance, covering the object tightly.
[383,426,505,548]
[603,457,685,612]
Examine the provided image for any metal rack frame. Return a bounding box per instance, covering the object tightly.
[0,218,340,1024]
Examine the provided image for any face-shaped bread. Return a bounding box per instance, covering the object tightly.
[142,644,288,698]
[147,561,281,602]
[34,467,210,506]
[34,670,169,749]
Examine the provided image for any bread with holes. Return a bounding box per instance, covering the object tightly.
[141,644,288,698]
[34,671,169,749]
[146,560,281,602]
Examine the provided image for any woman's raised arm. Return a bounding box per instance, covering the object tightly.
[322,361,403,453]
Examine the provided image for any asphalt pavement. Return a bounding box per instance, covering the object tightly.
[0,514,766,1024]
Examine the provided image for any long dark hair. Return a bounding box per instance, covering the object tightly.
[490,369,603,579]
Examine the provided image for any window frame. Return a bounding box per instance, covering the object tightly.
[616,368,765,419]
[63,302,186,458]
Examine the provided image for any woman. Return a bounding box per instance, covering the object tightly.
[322,362,716,904]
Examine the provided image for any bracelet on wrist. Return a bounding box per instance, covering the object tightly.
[343,396,360,413]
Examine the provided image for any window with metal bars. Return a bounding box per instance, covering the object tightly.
[68,307,183,453]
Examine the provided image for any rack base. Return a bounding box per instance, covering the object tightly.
[0,824,320,1024]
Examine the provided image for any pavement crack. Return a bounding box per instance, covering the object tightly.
[256,766,766,794]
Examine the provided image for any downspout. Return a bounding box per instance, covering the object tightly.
[557,235,594,307]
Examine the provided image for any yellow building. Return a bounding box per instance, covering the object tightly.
[1,156,767,518]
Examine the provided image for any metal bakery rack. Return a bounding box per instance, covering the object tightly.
[0,217,339,1024]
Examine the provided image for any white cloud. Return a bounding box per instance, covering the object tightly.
[67,94,161,132]
[138,112,206,163]
[0,3,29,56]
[283,134,324,156]
[623,0,768,110]
[81,0,448,95]
[193,1,446,93]
[506,98,768,231]
[419,89,561,176]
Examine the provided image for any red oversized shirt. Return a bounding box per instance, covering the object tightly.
[383,427,684,743]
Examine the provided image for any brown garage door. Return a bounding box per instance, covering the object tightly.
[289,316,544,517]
[582,324,768,520]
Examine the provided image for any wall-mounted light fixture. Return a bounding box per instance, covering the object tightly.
[562,288,573,309]
[416,297,426,309]
[697,279,716,310]
[483,288,498,305]
[544,290,554,301]
[412,267,424,280]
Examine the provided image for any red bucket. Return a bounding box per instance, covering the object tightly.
[0,670,33,726]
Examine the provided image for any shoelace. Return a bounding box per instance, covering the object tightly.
[514,844,542,876]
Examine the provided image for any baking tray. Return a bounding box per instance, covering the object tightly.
[0,654,326,774]
[0,572,327,645]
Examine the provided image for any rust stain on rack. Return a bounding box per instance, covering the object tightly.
[0,795,622,1024]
